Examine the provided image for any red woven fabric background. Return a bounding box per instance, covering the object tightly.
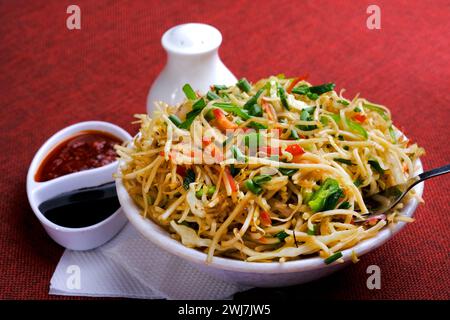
[0,0,449,300]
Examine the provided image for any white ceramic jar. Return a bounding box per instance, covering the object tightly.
[147,23,237,114]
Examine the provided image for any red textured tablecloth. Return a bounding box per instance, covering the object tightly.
[0,0,449,300]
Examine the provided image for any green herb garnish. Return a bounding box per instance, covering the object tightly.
[338,99,350,106]
[369,159,385,175]
[231,145,246,162]
[252,174,272,185]
[338,201,351,209]
[279,168,298,176]
[237,78,252,93]
[244,179,263,194]
[275,231,289,241]
[183,169,195,190]
[206,91,220,101]
[298,107,317,131]
[182,83,197,100]
[334,158,354,165]
[247,121,268,130]
[324,252,343,264]
[243,89,264,109]
[213,84,228,92]
[195,185,216,198]
[213,102,251,121]
[277,84,290,110]
[168,115,182,127]
[292,83,335,100]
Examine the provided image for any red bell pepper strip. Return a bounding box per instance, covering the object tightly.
[353,114,367,123]
[286,74,309,93]
[260,211,272,226]
[224,167,238,193]
[285,144,305,156]
[261,100,275,121]
[212,109,238,131]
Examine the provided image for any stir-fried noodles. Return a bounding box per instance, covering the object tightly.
[116,76,424,263]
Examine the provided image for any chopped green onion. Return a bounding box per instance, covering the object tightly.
[338,201,351,209]
[192,98,206,110]
[292,83,335,97]
[213,102,251,120]
[291,84,309,95]
[229,164,240,177]
[244,179,263,194]
[196,185,216,198]
[354,178,363,187]
[179,108,203,129]
[183,169,195,190]
[309,83,336,95]
[298,107,317,131]
[182,83,197,100]
[277,84,290,110]
[213,84,228,91]
[354,107,362,112]
[168,115,182,127]
[368,159,385,175]
[247,121,268,130]
[334,158,354,165]
[243,89,264,109]
[231,145,246,162]
[246,103,263,117]
[252,174,272,185]
[275,231,289,241]
[389,125,397,143]
[206,90,220,101]
[324,252,343,264]
[306,92,319,100]
[290,129,300,139]
[337,99,350,106]
[307,225,317,235]
[279,168,298,176]
[237,78,252,93]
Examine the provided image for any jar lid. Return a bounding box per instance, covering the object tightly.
[162,23,222,55]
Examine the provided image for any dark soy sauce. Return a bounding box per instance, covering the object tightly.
[39,182,120,228]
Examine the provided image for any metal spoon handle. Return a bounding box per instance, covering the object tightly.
[418,164,450,182]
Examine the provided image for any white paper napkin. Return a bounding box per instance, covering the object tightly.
[50,223,249,300]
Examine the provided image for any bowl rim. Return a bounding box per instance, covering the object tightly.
[116,159,424,274]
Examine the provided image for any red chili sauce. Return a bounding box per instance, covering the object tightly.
[35,130,122,182]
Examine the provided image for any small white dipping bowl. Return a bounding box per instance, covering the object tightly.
[27,121,132,250]
[116,158,424,287]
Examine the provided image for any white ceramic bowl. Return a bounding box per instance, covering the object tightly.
[116,160,423,287]
[27,121,132,250]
